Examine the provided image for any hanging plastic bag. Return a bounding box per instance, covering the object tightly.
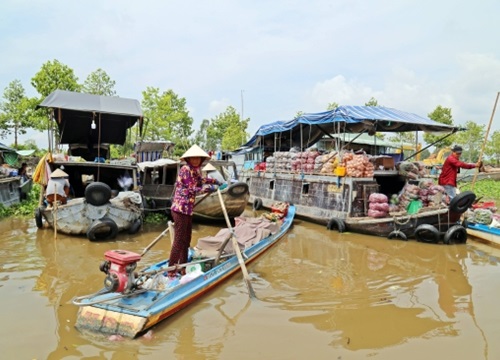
[407,200,422,214]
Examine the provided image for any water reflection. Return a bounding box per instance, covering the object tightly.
[2,214,500,359]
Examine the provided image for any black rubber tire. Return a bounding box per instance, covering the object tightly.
[227,182,249,197]
[128,218,142,234]
[253,198,263,210]
[414,224,440,243]
[85,182,112,206]
[35,207,43,229]
[444,225,467,245]
[87,217,118,241]
[449,191,476,214]
[388,230,407,241]
[326,218,345,233]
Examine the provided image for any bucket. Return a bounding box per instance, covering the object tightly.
[334,166,346,177]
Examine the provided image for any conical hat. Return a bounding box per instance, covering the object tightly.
[180,145,210,160]
[50,168,69,178]
[202,163,217,172]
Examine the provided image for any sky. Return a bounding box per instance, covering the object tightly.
[1,0,499,149]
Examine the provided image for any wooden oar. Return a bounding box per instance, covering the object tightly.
[216,188,256,298]
[53,183,57,240]
[472,91,499,191]
[140,226,170,257]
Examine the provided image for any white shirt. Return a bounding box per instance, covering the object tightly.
[46,178,69,197]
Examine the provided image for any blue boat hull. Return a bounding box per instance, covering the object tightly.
[75,205,295,337]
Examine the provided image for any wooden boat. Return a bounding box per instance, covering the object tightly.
[0,142,24,207]
[240,105,477,243]
[138,154,250,221]
[467,223,500,247]
[34,90,145,240]
[72,204,295,338]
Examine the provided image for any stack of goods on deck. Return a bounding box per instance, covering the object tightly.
[317,151,339,174]
[396,161,428,180]
[387,180,446,215]
[368,193,390,218]
[466,202,499,228]
[343,152,374,178]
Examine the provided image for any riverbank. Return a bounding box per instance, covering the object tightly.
[460,179,500,207]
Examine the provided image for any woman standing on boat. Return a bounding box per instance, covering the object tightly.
[168,145,220,276]
[438,145,480,200]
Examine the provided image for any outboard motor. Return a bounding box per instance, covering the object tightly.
[99,250,141,293]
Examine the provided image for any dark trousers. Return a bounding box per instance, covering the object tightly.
[168,211,193,269]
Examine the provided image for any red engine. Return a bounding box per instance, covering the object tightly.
[99,250,141,293]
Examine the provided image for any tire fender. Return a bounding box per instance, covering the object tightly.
[227,182,249,198]
[85,182,112,206]
[35,207,44,229]
[414,224,440,243]
[253,198,263,210]
[326,218,345,233]
[444,225,467,245]
[449,191,476,214]
[128,218,142,235]
[87,217,118,241]
[388,230,407,241]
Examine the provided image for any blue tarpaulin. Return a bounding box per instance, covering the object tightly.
[243,105,460,150]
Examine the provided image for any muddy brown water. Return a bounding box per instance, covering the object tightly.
[1,209,500,360]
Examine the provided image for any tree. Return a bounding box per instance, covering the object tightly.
[82,68,116,96]
[326,102,338,111]
[193,119,210,149]
[485,130,500,166]
[31,59,81,97]
[30,60,81,136]
[453,121,485,162]
[141,87,194,156]
[206,106,249,151]
[365,97,379,107]
[0,80,32,148]
[423,105,455,149]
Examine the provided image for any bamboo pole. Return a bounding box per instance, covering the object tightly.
[471,92,500,191]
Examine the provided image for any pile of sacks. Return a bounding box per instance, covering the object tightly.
[397,161,428,180]
[343,152,375,178]
[417,180,446,207]
[367,193,390,218]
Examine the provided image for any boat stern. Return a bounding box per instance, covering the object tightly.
[75,306,147,338]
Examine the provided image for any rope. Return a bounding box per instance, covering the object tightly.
[393,214,414,226]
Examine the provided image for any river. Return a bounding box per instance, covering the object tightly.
[1,209,500,360]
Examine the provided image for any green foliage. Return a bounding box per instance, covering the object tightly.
[193,119,210,150]
[30,59,81,135]
[485,130,500,165]
[365,97,379,107]
[31,59,81,97]
[460,180,500,205]
[453,121,485,162]
[206,106,249,151]
[0,183,42,219]
[424,106,455,148]
[143,211,168,224]
[326,102,338,111]
[141,87,194,156]
[0,80,33,147]
[82,68,117,96]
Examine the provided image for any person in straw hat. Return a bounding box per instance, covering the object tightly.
[168,145,221,277]
[202,162,226,185]
[45,168,71,205]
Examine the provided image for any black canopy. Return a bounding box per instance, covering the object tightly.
[38,90,143,145]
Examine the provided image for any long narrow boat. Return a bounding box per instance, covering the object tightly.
[467,223,500,248]
[73,205,295,338]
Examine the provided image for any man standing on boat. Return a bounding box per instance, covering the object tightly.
[438,145,481,200]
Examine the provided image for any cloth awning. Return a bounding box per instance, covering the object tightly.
[38,90,143,145]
